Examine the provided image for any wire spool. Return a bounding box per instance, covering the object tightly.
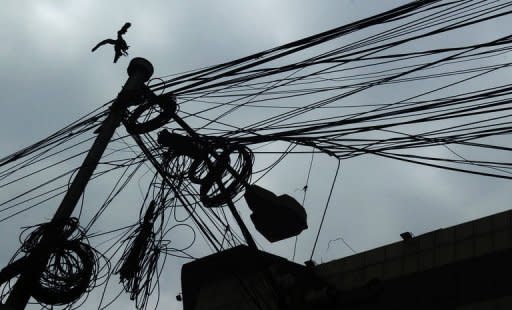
[18,218,98,306]
[188,144,230,185]
[157,129,254,207]
[21,218,79,253]
[125,93,176,134]
[32,242,96,306]
[194,144,254,208]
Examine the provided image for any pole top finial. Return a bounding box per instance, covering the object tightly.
[127,57,154,81]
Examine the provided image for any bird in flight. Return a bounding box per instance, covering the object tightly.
[92,23,131,63]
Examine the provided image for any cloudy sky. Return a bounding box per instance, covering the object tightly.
[2,1,512,309]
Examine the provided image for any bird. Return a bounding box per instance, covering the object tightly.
[91,22,131,63]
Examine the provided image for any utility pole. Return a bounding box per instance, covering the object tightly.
[4,58,154,310]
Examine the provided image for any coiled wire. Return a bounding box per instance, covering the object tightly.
[3,218,102,307]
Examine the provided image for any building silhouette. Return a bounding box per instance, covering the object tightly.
[181,209,512,309]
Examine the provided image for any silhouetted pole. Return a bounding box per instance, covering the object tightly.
[5,58,154,310]
[221,186,258,249]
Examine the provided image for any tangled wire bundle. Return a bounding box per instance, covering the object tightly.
[190,142,253,208]
[159,152,194,189]
[117,200,163,310]
[18,218,99,306]
[158,130,254,208]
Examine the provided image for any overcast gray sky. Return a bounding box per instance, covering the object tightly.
[1,1,512,309]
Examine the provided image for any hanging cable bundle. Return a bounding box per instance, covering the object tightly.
[116,200,162,310]
[158,130,254,207]
[17,218,98,306]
